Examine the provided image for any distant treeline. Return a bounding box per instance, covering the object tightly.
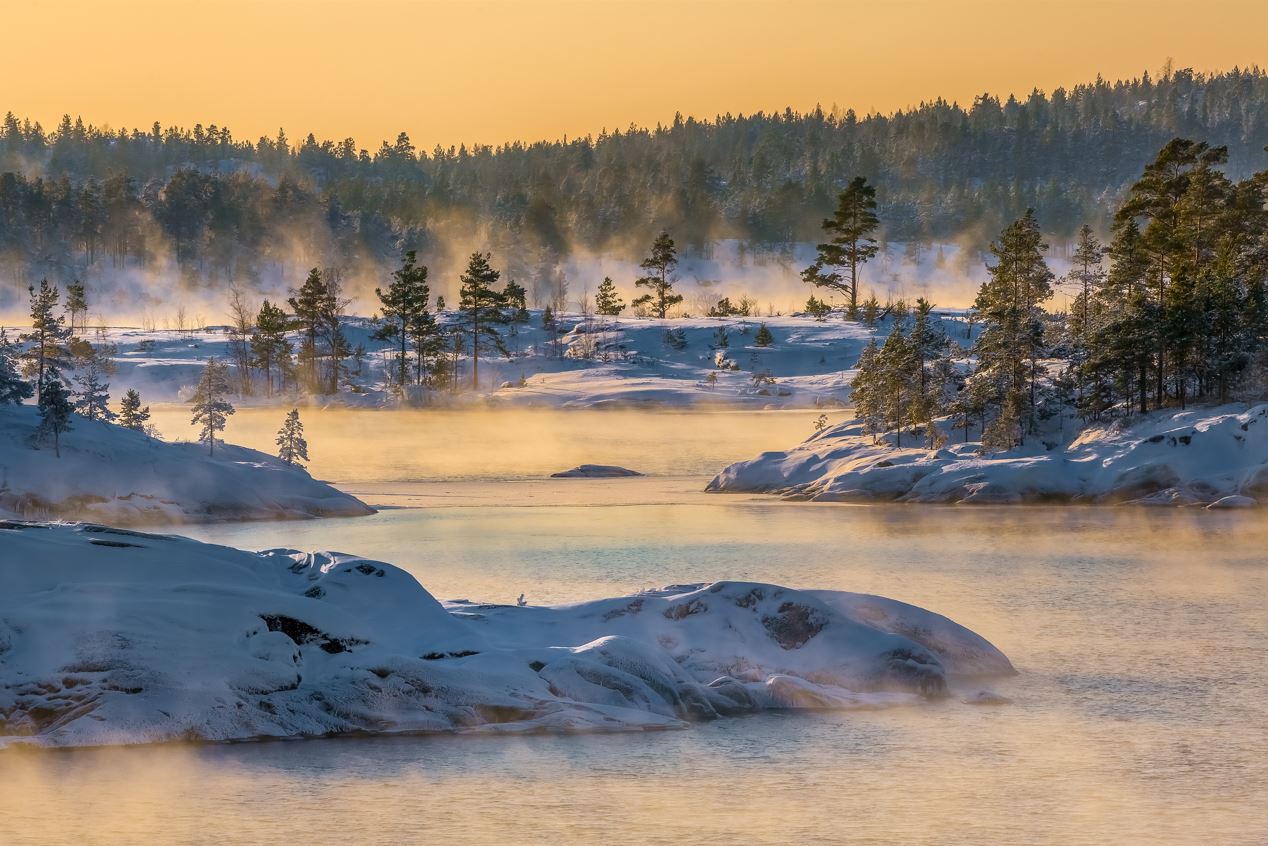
[2,66,1267,291]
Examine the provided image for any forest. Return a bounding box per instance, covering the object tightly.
[2,66,1267,299]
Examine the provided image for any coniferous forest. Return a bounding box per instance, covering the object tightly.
[2,67,1267,294]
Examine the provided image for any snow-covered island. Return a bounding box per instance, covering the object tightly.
[0,523,1013,748]
[708,404,1268,506]
[0,404,372,523]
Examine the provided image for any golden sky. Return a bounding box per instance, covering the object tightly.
[4,0,1265,149]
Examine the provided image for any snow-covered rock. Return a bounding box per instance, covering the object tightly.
[708,404,1268,506]
[550,464,643,478]
[0,404,372,523]
[1207,495,1258,509]
[0,523,1013,748]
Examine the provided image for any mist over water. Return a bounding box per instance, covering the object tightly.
[5,409,1265,845]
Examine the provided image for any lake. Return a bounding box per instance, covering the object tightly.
[4,409,1266,845]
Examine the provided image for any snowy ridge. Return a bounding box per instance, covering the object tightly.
[0,405,372,523]
[708,403,1268,505]
[0,524,1012,747]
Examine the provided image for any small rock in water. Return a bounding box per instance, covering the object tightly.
[962,690,1012,706]
[550,464,643,478]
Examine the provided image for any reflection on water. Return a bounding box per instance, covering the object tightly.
[5,410,1267,845]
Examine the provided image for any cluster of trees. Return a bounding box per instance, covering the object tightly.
[851,298,960,447]
[0,278,314,465]
[4,67,1267,290]
[0,280,150,456]
[850,135,1268,452]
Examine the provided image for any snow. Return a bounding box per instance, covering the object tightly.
[708,404,1268,506]
[1,312,945,409]
[0,404,372,523]
[550,465,643,478]
[0,523,1013,748]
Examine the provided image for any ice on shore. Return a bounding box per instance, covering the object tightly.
[0,523,1012,748]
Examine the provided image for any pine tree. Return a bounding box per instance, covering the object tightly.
[861,295,881,327]
[374,250,433,388]
[630,231,682,319]
[118,388,151,432]
[457,252,509,389]
[0,329,33,405]
[37,376,74,458]
[804,295,831,320]
[275,408,309,467]
[190,358,235,456]
[251,300,292,397]
[595,277,624,316]
[801,176,880,314]
[73,361,114,422]
[754,324,774,347]
[20,280,71,403]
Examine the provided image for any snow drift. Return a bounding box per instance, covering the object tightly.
[0,404,372,523]
[0,523,1012,748]
[708,403,1268,505]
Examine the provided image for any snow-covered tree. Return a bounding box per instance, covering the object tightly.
[73,362,115,422]
[118,388,151,432]
[275,408,309,467]
[0,330,34,405]
[37,377,74,458]
[191,358,235,455]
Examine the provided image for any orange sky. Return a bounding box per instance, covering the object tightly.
[4,0,1266,149]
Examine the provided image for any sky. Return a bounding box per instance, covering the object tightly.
[3,0,1266,150]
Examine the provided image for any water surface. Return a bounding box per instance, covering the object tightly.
[5,409,1266,845]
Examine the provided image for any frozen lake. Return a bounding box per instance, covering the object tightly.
[5,409,1266,845]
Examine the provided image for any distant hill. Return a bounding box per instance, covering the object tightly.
[2,67,1266,295]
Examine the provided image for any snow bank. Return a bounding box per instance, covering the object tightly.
[0,523,1012,748]
[0,405,372,523]
[550,464,643,478]
[708,404,1268,506]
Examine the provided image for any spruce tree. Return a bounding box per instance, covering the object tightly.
[118,388,151,432]
[288,268,334,392]
[66,280,88,334]
[251,300,292,397]
[970,209,1054,448]
[801,176,879,314]
[457,252,509,389]
[191,358,235,456]
[20,280,71,403]
[0,329,33,405]
[630,231,682,319]
[878,322,918,447]
[754,324,774,347]
[595,277,624,316]
[850,338,884,441]
[37,376,74,458]
[73,361,114,422]
[276,408,309,467]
